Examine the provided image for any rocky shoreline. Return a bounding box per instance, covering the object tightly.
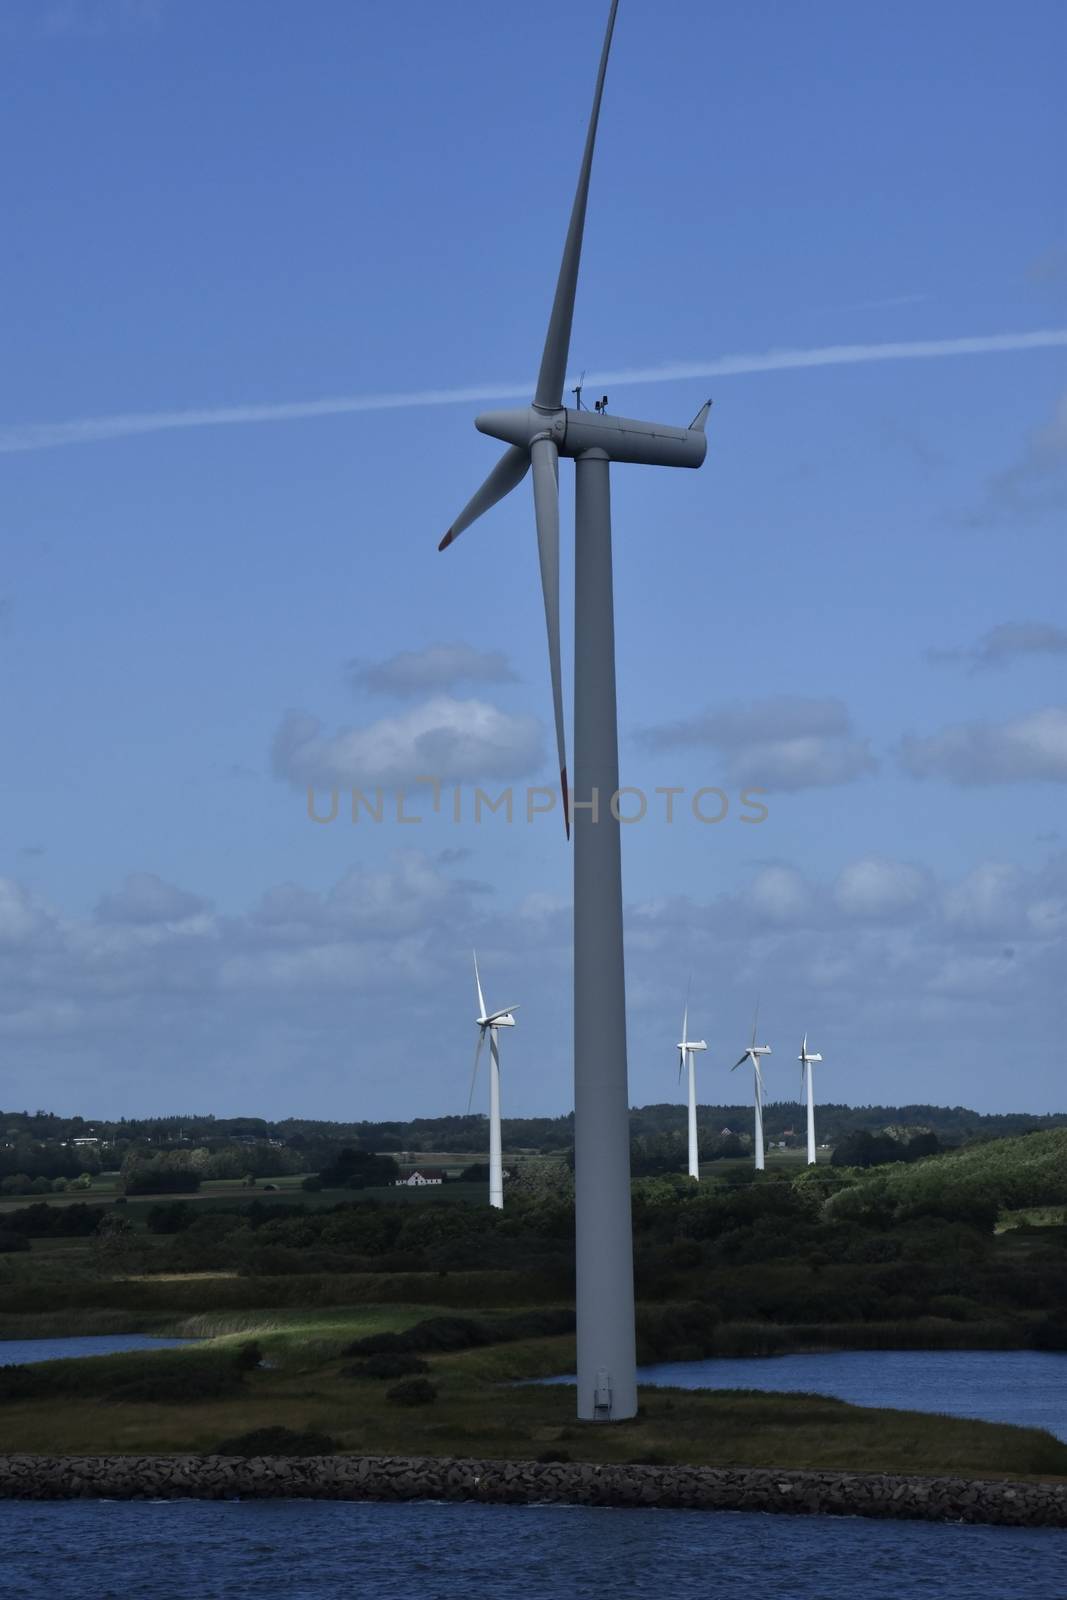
[1,1455,1064,1526]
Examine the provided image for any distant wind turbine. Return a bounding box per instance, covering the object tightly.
[799,1035,822,1166]
[677,989,707,1182]
[468,952,517,1210]
[436,0,711,1421]
[732,1008,771,1171]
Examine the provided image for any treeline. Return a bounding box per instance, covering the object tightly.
[29,1139,1058,1346]
[4,1130,1065,1350]
[4,1102,1064,1164]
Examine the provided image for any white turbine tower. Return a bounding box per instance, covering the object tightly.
[732,1010,771,1171]
[468,952,517,1210]
[437,1,711,1421]
[677,991,707,1182]
[799,1035,822,1166]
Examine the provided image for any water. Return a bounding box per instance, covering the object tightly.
[0,1335,193,1366]
[632,1349,1067,1441]
[0,1500,1062,1600]
[538,1349,1067,1440]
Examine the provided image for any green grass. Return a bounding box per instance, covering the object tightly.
[163,1304,459,1363]
[1,1326,1064,1479]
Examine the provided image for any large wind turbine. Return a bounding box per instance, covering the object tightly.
[437,2,710,1421]
[677,992,707,1182]
[468,952,517,1210]
[732,1012,771,1171]
[799,1035,822,1166]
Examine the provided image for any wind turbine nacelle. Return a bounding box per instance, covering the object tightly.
[475,406,708,469]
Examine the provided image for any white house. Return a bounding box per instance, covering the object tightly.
[396,1168,445,1187]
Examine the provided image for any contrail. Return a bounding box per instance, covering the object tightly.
[2,329,1064,456]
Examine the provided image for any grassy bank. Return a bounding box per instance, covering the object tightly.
[1,1322,1065,1480]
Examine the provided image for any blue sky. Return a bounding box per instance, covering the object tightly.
[1,0,1064,1119]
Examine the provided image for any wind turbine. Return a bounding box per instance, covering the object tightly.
[677,990,707,1182]
[732,1010,771,1171]
[437,1,710,1423]
[468,952,517,1210]
[799,1035,822,1166]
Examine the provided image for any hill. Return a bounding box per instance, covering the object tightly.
[825,1127,1067,1223]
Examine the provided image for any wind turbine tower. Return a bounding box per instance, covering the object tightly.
[677,993,707,1182]
[437,1,711,1420]
[732,1012,771,1171]
[469,952,517,1210]
[799,1035,822,1166]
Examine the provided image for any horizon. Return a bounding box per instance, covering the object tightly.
[5,1096,1065,1126]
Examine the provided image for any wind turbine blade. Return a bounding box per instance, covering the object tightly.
[532,0,619,411]
[467,1027,486,1114]
[678,1047,685,1085]
[751,998,760,1049]
[731,1055,748,1071]
[439,444,530,551]
[473,950,486,1019]
[530,435,569,836]
[681,974,690,1047]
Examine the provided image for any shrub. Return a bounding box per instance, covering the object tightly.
[211,1426,337,1456]
[342,1353,430,1379]
[343,1308,574,1359]
[232,1340,263,1371]
[123,1166,200,1196]
[1032,1314,1067,1352]
[386,1377,437,1406]
[106,1366,241,1403]
[0,1231,30,1253]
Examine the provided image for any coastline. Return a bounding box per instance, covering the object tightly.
[1,1454,1064,1528]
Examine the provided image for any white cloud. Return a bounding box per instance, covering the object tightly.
[0,849,1062,1114]
[2,331,1064,454]
[898,706,1067,785]
[927,620,1067,672]
[942,862,1028,934]
[749,865,809,923]
[349,643,516,698]
[967,390,1067,526]
[0,880,51,946]
[0,0,165,39]
[271,696,544,791]
[96,872,212,926]
[638,696,876,791]
[834,857,928,920]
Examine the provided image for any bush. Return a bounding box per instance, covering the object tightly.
[1032,1314,1067,1352]
[343,1308,575,1359]
[4,1201,105,1239]
[232,1340,263,1371]
[386,1377,437,1406]
[123,1166,201,1196]
[107,1365,242,1403]
[0,1231,30,1253]
[211,1426,337,1457]
[342,1353,430,1379]
[0,1349,244,1405]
